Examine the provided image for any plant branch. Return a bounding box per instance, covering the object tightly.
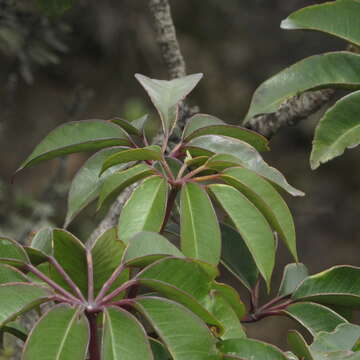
[99,280,138,306]
[87,249,94,304]
[87,312,100,360]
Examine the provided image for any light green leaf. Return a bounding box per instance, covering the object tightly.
[208,184,275,288]
[134,296,221,360]
[293,266,360,308]
[285,302,348,336]
[180,182,221,265]
[135,73,203,136]
[281,0,360,47]
[30,227,53,256]
[17,120,131,172]
[98,163,154,210]
[245,52,360,121]
[0,237,29,266]
[288,330,315,360]
[0,264,28,284]
[123,232,183,267]
[65,148,128,227]
[22,305,89,360]
[186,135,304,196]
[279,263,309,296]
[311,91,360,169]
[118,176,168,243]
[101,145,162,174]
[220,224,259,291]
[91,228,126,297]
[182,114,225,139]
[222,167,297,260]
[219,338,288,360]
[101,307,153,360]
[0,283,51,326]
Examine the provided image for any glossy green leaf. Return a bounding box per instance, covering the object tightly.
[65,148,128,226]
[219,338,288,360]
[51,229,87,296]
[311,91,360,169]
[0,283,51,326]
[101,145,162,174]
[293,266,360,308]
[134,296,220,360]
[23,305,89,360]
[17,120,131,172]
[37,0,77,15]
[0,237,29,266]
[184,124,269,151]
[208,184,275,288]
[285,302,348,335]
[0,264,28,284]
[101,307,153,360]
[220,224,259,290]
[281,0,360,47]
[118,176,168,243]
[135,73,203,136]
[288,330,315,360]
[180,182,221,265]
[222,167,297,260]
[279,263,309,296]
[123,232,183,267]
[245,52,360,121]
[97,163,154,210]
[91,228,126,297]
[187,135,304,196]
[1,321,28,342]
[30,227,53,256]
[205,154,243,171]
[182,114,225,139]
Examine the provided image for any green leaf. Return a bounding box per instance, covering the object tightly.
[1,321,28,342]
[101,307,153,360]
[24,247,49,266]
[222,167,297,260]
[184,123,269,152]
[180,182,221,265]
[284,302,348,336]
[134,296,220,360]
[150,338,171,360]
[293,266,360,308]
[118,176,168,243]
[245,52,360,121]
[111,117,144,137]
[279,263,309,296]
[288,330,315,360]
[22,305,89,360]
[0,237,29,266]
[311,91,360,169]
[219,338,288,360]
[65,148,128,227]
[17,120,131,172]
[98,163,154,210]
[123,232,183,267]
[0,283,51,326]
[135,73,203,136]
[220,224,259,290]
[101,145,162,174]
[186,135,304,196]
[208,184,275,288]
[91,228,126,297]
[51,229,87,297]
[30,227,53,256]
[0,264,28,284]
[182,114,225,139]
[37,0,77,15]
[281,0,360,47]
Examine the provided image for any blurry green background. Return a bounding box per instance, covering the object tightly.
[0,0,359,351]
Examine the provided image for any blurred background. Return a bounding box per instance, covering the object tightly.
[0,0,359,353]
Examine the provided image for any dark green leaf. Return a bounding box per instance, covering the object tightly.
[37,0,77,15]
[98,163,154,210]
[187,135,304,196]
[0,283,51,326]
[111,117,143,137]
[22,305,89,360]
[118,176,168,243]
[24,247,48,266]
[150,338,171,360]
[0,264,28,284]
[208,184,275,288]
[0,237,29,266]
[134,296,221,360]
[288,330,315,360]
[65,148,128,226]
[311,91,360,169]
[135,73,203,136]
[281,0,360,47]
[222,167,297,260]
[30,227,53,256]
[245,52,360,121]
[123,232,183,267]
[182,114,225,139]
[1,321,28,342]
[279,263,309,296]
[17,120,131,172]
[180,182,221,265]
[101,307,153,360]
